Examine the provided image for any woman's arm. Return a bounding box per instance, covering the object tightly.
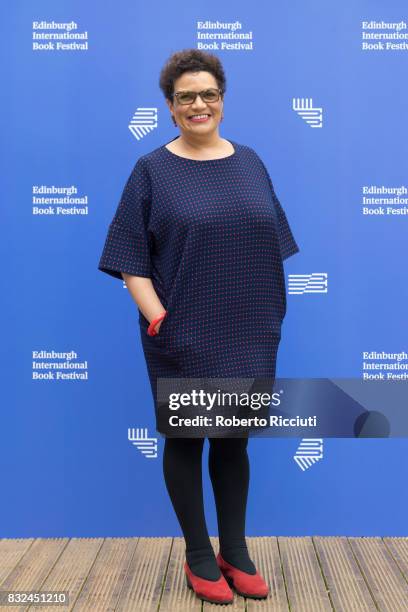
[121,273,166,334]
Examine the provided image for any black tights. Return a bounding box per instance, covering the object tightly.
[163,436,257,580]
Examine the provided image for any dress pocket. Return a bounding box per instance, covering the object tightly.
[155,307,171,338]
[141,300,174,343]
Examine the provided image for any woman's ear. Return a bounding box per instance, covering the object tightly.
[166,98,177,126]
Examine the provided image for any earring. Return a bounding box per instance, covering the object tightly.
[220,113,224,122]
[171,115,177,126]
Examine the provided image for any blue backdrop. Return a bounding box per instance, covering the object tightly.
[3,0,407,537]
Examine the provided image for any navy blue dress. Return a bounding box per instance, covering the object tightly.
[98,138,299,436]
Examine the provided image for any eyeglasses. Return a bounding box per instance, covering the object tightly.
[172,88,223,105]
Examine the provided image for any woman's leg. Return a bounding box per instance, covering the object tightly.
[163,436,222,580]
[208,436,256,574]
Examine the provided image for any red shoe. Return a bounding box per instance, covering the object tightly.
[184,561,234,604]
[216,552,269,599]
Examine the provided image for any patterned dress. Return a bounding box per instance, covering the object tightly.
[98,137,299,436]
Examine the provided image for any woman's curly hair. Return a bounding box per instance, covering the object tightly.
[159,48,227,101]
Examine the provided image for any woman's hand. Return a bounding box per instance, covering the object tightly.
[121,273,166,331]
[152,317,164,334]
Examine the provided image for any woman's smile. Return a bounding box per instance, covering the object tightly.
[188,114,211,123]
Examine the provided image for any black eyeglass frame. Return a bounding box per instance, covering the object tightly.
[171,88,224,105]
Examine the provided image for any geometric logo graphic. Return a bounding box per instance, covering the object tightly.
[128,107,158,140]
[288,272,328,295]
[128,427,158,458]
[294,438,324,471]
[292,98,323,128]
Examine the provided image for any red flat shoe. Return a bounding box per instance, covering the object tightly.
[216,552,269,599]
[184,561,234,604]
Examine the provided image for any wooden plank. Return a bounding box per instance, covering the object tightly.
[278,536,332,611]
[70,537,138,611]
[113,537,172,611]
[0,536,406,612]
[313,536,376,611]
[246,536,289,611]
[25,538,104,611]
[348,537,408,612]
[0,539,34,585]
[159,537,201,611]
[383,537,408,580]
[0,538,69,612]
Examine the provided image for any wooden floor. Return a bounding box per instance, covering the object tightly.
[0,536,407,611]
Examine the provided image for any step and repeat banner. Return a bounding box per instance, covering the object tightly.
[3,1,407,537]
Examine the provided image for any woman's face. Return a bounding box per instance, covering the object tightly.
[166,70,224,137]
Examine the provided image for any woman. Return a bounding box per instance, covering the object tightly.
[98,49,299,605]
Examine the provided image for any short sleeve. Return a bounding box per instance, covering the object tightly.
[98,157,153,280]
[258,156,300,261]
